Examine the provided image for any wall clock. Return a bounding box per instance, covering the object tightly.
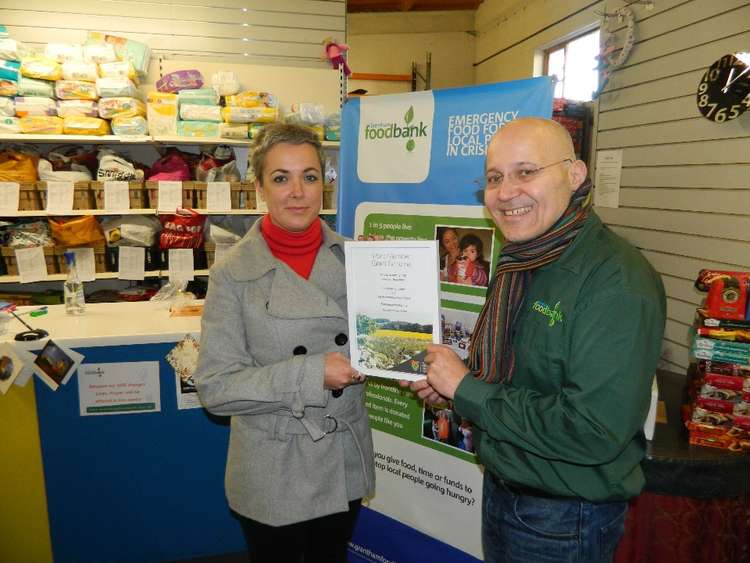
[697,52,750,122]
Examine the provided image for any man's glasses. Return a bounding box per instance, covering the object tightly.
[475,158,573,190]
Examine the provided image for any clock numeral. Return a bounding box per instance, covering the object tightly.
[714,107,728,122]
[727,105,742,121]
[698,94,709,107]
[704,103,719,117]
[743,93,750,109]
[698,82,709,94]
[708,68,721,81]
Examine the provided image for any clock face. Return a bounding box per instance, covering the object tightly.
[697,54,750,122]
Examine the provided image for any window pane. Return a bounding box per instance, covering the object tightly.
[547,47,565,98]
[562,30,600,101]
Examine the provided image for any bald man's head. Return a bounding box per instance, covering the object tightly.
[491,117,577,162]
[482,117,588,242]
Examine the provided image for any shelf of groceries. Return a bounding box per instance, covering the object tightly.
[0,133,341,148]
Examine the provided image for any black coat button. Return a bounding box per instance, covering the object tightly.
[335,333,348,346]
[293,345,307,355]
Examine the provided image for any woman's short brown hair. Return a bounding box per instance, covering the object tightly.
[250,123,325,185]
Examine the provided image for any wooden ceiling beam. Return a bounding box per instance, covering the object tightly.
[347,0,481,12]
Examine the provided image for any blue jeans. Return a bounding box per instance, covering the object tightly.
[482,471,627,563]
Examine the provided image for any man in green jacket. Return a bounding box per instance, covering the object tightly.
[408,117,666,562]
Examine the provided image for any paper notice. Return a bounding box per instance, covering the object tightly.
[168,249,194,281]
[594,150,623,208]
[0,182,20,213]
[157,181,183,213]
[118,246,145,280]
[206,181,231,212]
[104,181,130,212]
[16,246,48,282]
[70,247,96,282]
[45,181,74,213]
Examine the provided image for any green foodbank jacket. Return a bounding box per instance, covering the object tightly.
[454,212,666,502]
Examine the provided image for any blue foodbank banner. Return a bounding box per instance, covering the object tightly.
[337,77,554,237]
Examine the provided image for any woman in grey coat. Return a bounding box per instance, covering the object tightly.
[194,123,375,563]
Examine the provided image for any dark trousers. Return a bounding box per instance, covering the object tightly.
[237,500,361,563]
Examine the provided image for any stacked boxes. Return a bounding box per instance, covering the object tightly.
[688,270,750,452]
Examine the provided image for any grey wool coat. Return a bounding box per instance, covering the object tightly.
[194,219,375,526]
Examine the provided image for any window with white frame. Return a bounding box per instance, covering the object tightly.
[545,29,600,101]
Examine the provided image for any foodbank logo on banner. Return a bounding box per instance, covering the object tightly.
[357,91,434,184]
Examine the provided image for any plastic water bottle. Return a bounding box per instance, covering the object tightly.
[63,252,86,315]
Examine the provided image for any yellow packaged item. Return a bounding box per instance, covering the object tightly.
[224,91,262,108]
[63,116,110,136]
[98,60,137,82]
[55,80,99,101]
[146,92,178,136]
[62,61,99,82]
[220,106,278,124]
[219,123,248,139]
[20,56,62,81]
[0,149,38,182]
[49,215,105,247]
[19,116,63,134]
[98,97,146,119]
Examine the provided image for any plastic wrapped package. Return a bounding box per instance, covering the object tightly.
[146,92,178,136]
[221,106,278,123]
[95,77,138,98]
[98,97,145,119]
[17,77,54,98]
[219,122,248,139]
[178,88,219,106]
[111,115,148,136]
[55,80,99,101]
[248,123,265,138]
[0,79,17,97]
[176,120,220,138]
[56,99,98,118]
[98,60,137,81]
[325,113,341,141]
[97,150,146,181]
[0,116,20,133]
[38,157,92,181]
[82,42,117,64]
[0,60,20,82]
[61,60,98,82]
[124,39,151,79]
[14,96,57,117]
[44,43,84,63]
[19,116,64,134]
[155,69,203,93]
[63,116,110,136]
[0,148,38,181]
[224,91,263,108]
[0,97,14,117]
[288,102,325,125]
[211,70,240,96]
[179,104,221,122]
[0,39,28,62]
[101,215,161,247]
[20,56,62,81]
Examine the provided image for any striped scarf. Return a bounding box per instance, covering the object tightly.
[467,180,593,384]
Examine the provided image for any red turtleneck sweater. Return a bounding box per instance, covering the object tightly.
[261,215,323,280]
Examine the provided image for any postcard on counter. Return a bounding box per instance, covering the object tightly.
[345,240,441,382]
[0,343,24,395]
[32,339,84,391]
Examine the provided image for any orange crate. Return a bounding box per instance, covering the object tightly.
[1,246,58,276]
[90,181,148,210]
[38,181,96,210]
[18,182,42,211]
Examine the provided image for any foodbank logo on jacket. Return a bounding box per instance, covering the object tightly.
[358,91,434,184]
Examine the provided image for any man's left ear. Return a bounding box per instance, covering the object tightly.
[569,159,588,190]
